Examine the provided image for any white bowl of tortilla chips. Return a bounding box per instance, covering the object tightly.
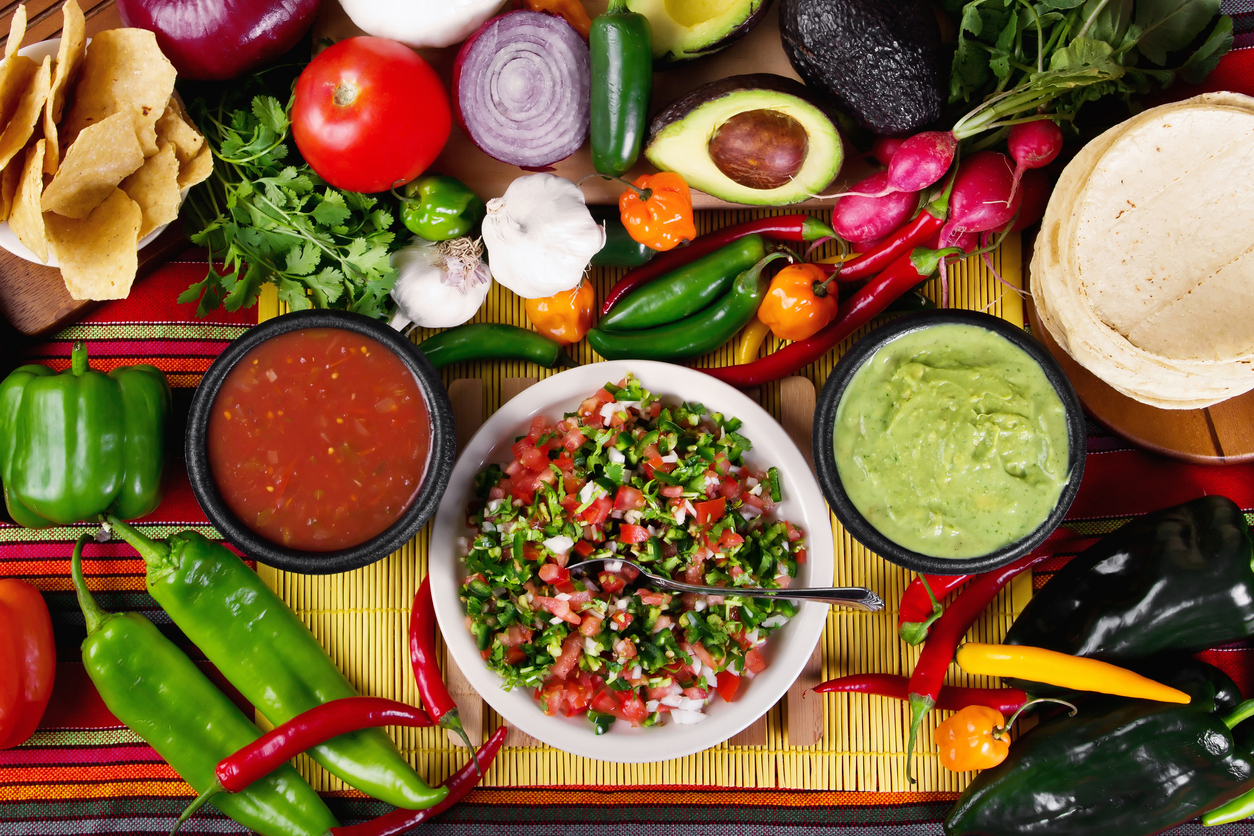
[1032,92,1254,409]
[0,2,212,301]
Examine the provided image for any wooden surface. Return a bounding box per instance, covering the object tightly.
[316,0,872,208]
[1027,301,1254,464]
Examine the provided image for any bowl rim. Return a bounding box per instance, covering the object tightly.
[428,360,835,761]
[185,309,456,574]
[812,310,1086,576]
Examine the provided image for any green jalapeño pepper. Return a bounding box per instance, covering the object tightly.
[590,205,656,268]
[0,342,170,527]
[417,323,570,369]
[588,252,788,360]
[1005,496,1254,666]
[400,175,486,241]
[945,680,1254,836]
[106,518,448,812]
[590,0,653,176]
[70,536,339,836]
[599,234,769,331]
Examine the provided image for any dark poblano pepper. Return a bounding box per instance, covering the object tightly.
[1004,496,1254,664]
[590,0,653,176]
[70,536,339,836]
[0,342,169,527]
[399,175,486,241]
[106,518,448,812]
[944,680,1254,836]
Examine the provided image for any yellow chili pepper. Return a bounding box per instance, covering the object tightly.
[523,0,592,38]
[735,317,772,365]
[525,279,595,346]
[757,262,839,342]
[955,643,1191,704]
[618,172,697,252]
[934,698,1075,773]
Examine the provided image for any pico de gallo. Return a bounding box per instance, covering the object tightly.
[459,374,806,733]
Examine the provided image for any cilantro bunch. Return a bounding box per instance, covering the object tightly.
[181,90,403,320]
[945,0,1233,140]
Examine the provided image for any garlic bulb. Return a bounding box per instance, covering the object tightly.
[481,173,606,299]
[389,237,492,331]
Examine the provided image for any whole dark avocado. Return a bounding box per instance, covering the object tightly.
[779,0,944,136]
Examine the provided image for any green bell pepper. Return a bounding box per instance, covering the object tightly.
[399,175,486,241]
[0,342,170,527]
[1004,496,1254,666]
[945,679,1254,836]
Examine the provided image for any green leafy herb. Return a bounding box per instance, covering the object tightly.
[181,86,405,320]
[945,0,1232,140]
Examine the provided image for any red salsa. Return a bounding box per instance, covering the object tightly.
[208,328,430,552]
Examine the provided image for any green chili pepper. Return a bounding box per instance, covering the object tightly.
[417,323,570,369]
[590,0,653,176]
[399,175,486,241]
[598,235,769,331]
[70,536,339,836]
[590,205,655,268]
[0,342,169,527]
[106,519,448,812]
[588,252,788,361]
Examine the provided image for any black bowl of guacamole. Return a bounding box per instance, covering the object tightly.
[813,310,1085,575]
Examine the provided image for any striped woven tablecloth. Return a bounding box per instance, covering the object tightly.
[7,23,1254,836]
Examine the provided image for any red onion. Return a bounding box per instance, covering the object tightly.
[116,0,320,81]
[453,11,590,168]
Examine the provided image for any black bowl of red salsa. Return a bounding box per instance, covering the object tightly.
[186,310,455,574]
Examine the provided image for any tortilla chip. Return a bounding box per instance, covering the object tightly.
[0,54,36,135]
[42,0,87,176]
[0,55,49,171]
[41,111,145,218]
[61,29,176,157]
[46,187,142,300]
[0,151,20,222]
[121,142,179,238]
[10,139,45,261]
[177,142,212,190]
[155,99,204,166]
[4,5,26,61]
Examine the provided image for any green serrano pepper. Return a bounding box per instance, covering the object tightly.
[590,0,653,176]
[588,252,788,361]
[590,205,655,268]
[598,235,768,331]
[417,324,569,369]
[71,536,339,836]
[106,519,447,812]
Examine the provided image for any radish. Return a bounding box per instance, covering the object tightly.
[870,135,907,167]
[1007,120,1063,201]
[1010,169,1053,232]
[938,151,1023,247]
[887,131,958,194]
[832,171,919,243]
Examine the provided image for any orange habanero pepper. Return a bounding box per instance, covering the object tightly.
[934,699,1074,773]
[618,172,696,253]
[525,279,595,345]
[523,0,593,39]
[757,262,839,342]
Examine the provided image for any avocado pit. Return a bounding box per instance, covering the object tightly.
[708,109,809,190]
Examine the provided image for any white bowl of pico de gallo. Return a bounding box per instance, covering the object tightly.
[428,361,835,762]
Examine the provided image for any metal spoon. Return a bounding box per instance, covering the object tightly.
[565,557,884,612]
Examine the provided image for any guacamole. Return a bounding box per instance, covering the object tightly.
[833,323,1070,559]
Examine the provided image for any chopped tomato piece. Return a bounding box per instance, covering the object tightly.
[591,689,618,715]
[537,596,582,626]
[718,478,742,500]
[522,542,544,561]
[579,495,612,525]
[538,679,565,715]
[649,401,661,418]
[610,610,633,631]
[553,454,576,474]
[659,485,684,498]
[573,539,595,558]
[711,453,731,476]
[504,646,527,665]
[613,484,645,512]
[560,495,581,515]
[488,486,507,501]
[637,590,671,606]
[561,428,586,452]
[744,647,767,675]
[718,529,744,549]
[715,671,740,702]
[795,548,807,564]
[741,492,775,513]
[519,445,549,472]
[525,415,550,444]
[617,693,648,725]
[598,571,626,593]
[551,631,585,679]
[579,614,604,636]
[785,521,804,541]
[694,498,726,525]
[538,563,570,585]
[619,523,650,544]
[614,638,638,658]
[503,625,534,646]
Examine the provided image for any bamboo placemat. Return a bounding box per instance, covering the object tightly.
[255,209,1031,794]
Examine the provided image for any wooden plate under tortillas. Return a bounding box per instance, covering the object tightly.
[1032,92,1254,409]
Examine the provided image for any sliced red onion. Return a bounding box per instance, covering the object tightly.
[453,11,590,168]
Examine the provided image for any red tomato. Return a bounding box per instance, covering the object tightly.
[291,37,451,193]
[613,485,645,512]
[715,671,740,702]
[695,498,726,525]
[538,563,570,585]
[745,647,767,675]
[619,523,650,544]
[579,495,613,526]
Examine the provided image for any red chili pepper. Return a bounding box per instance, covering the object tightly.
[903,551,1050,783]
[815,208,946,284]
[331,725,509,836]
[812,673,1027,715]
[703,245,960,389]
[174,697,436,832]
[600,214,836,315]
[898,574,973,646]
[411,577,474,753]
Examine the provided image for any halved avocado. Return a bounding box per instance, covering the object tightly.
[625,0,772,65]
[645,74,843,206]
